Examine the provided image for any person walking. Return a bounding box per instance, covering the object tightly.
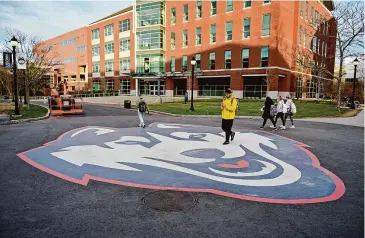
[137,95,149,128]
[275,96,286,129]
[260,97,277,130]
[285,95,296,128]
[221,89,237,145]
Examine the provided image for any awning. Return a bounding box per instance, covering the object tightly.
[241,74,267,77]
[196,75,231,78]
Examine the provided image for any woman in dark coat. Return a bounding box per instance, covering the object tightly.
[260,97,277,130]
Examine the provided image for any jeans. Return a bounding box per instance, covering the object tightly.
[138,111,145,126]
[285,113,294,125]
[222,119,234,142]
[262,116,276,127]
[275,112,285,126]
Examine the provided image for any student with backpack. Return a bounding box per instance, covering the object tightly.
[260,97,277,130]
[285,95,296,128]
[220,89,238,145]
[274,96,287,130]
[137,96,149,128]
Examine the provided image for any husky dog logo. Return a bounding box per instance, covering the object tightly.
[18,123,345,204]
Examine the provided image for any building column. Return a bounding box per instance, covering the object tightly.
[187,76,198,97]
[230,71,243,98]
[165,77,174,97]
[133,78,138,96]
[267,70,279,99]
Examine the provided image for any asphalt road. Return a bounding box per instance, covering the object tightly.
[0,103,363,238]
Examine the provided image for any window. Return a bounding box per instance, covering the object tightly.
[182,55,188,71]
[92,62,100,73]
[303,30,306,48]
[105,60,114,72]
[171,8,176,24]
[317,38,320,54]
[313,36,317,52]
[244,0,251,8]
[210,24,216,43]
[183,30,188,47]
[262,14,271,36]
[315,11,319,27]
[92,29,100,40]
[309,33,313,50]
[119,38,130,51]
[311,7,314,24]
[305,2,308,20]
[242,48,249,68]
[263,0,271,3]
[322,41,325,56]
[120,59,130,71]
[60,38,76,46]
[226,21,232,41]
[211,0,217,15]
[296,78,303,98]
[171,56,175,72]
[197,0,202,18]
[226,0,233,12]
[105,42,114,54]
[137,30,164,50]
[92,45,100,56]
[195,54,201,70]
[105,24,114,36]
[225,51,231,69]
[119,19,130,32]
[324,42,327,57]
[300,0,303,17]
[260,46,269,67]
[209,52,215,70]
[136,1,164,27]
[106,80,114,90]
[196,27,202,45]
[171,32,176,49]
[119,79,130,94]
[183,4,188,22]
[76,45,87,52]
[299,26,302,45]
[243,18,251,38]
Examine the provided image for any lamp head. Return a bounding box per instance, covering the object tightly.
[353,58,360,66]
[9,36,18,48]
[191,56,196,66]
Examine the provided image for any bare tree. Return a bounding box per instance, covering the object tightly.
[0,67,12,96]
[1,28,61,104]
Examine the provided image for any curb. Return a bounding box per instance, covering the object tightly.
[0,104,50,125]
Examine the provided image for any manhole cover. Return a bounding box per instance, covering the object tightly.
[142,190,197,211]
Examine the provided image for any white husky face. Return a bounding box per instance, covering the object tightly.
[19,123,345,204]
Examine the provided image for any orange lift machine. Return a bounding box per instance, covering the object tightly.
[48,80,84,116]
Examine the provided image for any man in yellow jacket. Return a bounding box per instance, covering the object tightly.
[221,89,237,145]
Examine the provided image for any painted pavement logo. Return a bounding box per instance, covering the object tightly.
[17,123,345,204]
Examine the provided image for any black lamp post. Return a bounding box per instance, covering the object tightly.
[10,36,20,115]
[190,56,196,112]
[350,58,360,109]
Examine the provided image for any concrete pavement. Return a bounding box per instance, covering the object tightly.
[299,109,364,127]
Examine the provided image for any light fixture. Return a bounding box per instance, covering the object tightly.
[9,36,18,48]
[191,56,196,66]
[353,58,360,66]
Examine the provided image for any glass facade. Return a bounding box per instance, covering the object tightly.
[120,79,130,95]
[137,30,164,50]
[136,1,165,27]
[136,54,164,73]
[139,80,165,96]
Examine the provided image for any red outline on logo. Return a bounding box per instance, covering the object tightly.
[16,125,346,204]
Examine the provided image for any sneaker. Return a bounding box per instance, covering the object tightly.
[280,126,286,130]
[260,126,264,130]
[273,127,277,131]
[270,125,274,128]
[279,125,283,128]
[230,132,235,141]
[290,125,295,129]
[142,124,146,128]
[223,141,229,145]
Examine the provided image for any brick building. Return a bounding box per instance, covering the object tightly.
[43,0,336,99]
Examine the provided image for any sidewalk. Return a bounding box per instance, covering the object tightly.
[298,109,364,127]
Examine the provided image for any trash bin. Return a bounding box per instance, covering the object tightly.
[124,100,131,109]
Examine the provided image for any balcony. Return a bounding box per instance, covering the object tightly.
[135,66,164,76]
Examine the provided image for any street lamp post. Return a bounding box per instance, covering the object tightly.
[190,56,196,112]
[350,58,360,109]
[10,36,20,115]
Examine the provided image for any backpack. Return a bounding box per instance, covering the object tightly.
[282,103,288,114]
[291,102,297,114]
[138,101,147,112]
[270,105,277,117]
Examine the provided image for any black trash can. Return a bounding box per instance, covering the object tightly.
[124,100,131,109]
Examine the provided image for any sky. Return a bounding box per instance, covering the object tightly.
[0,1,133,43]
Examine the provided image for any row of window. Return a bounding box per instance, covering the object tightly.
[300,0,329,34]
[52,58,77,65]
[172,0,270,24]
[91,19,130,40]
[60,38,76,47]
[171,15,270,49]
[299,28,328,57]
[91,38,131,56]
[76,45,87,52]
[170,47,269,72]
[92,59,130,73]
